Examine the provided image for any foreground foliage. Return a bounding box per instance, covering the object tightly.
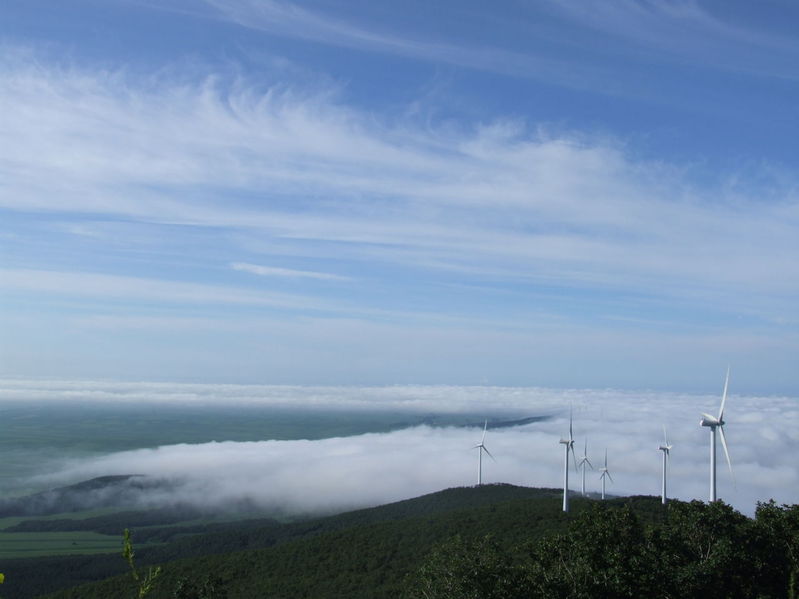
[407,500,799,599]
[122,529,161,598]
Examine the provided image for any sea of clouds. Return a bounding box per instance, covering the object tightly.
[5,379,798,516]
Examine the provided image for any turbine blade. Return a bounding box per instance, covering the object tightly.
[719,367,730,420]
[663,424,669,446]
[718,425,734,482]
[571,445,578,471]
[585,458,594,470]
[604,448,608,468]
[569,406,573,441]
[481,420,487,443]
[607,471,614,484]
[483,446,496,462]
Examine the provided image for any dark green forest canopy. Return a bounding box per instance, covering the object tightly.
[1,486,795,599]
[5,485,565,598]
[408,499,799,599]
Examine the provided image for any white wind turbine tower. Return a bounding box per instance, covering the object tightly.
[658,425,672,505]
[700,368,734,502]
[578,438,594,497]
[472,420,494,486]
[598,448,613,500]
[559,410,577,512]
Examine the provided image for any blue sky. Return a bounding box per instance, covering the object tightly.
[1,0,798,392]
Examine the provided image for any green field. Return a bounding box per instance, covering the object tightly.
[0,507,168,558]
[0,530,123,558]
[0,508,128,557]
[0,504,283,559]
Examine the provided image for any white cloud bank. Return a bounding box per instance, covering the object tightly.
[18,380,799,516]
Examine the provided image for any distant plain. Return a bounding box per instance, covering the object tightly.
[0,391,541,559]
[0,400,514,497]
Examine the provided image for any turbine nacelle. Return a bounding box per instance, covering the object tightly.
[578,439,593,469]
[658,425,672,455]
[560,436,577,471]
[598,449,613,483]
[473,421,495,461]
[700,413,723,427]
[473,442,495,460]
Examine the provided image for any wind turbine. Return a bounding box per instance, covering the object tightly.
[578,438,594,497]
[658,425,672,505]
[472,420,494,486]
[559,409,578,512]
[598,448,613,500]
[700,368,734,502]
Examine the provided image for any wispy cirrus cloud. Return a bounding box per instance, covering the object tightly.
[544,0,799,79]
[1,43,798,390]
[196,0,799,84]
[0,268,331,311]
[2,50,797,310]
[197,0,589,87]
[231,262,351,281]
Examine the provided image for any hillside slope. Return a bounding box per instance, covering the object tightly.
[30,485,664,599]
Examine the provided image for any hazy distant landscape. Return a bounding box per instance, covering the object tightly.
[0,399,505,495]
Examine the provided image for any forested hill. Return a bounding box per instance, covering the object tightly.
[7,484,595,598]
[3,484,796,598]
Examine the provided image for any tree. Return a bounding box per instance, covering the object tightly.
[172,574,228,599]
[752,500,799,598]
[405,535,529,599]
[525,505,656,598]
[409,499,799,599]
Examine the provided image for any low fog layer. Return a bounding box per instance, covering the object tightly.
[22,382,799,517]
[0,378,564,414]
